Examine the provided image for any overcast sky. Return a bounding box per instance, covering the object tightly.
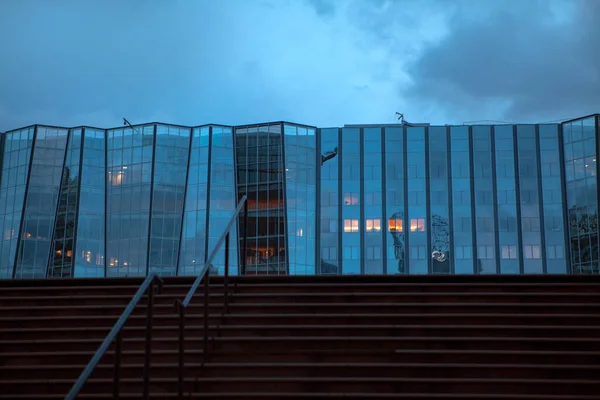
[0,0,598,131]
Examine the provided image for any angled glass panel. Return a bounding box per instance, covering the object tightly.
[106,124,154,277]
[235,124,286,275]
[284,124,317,275]
[563,117,598,273]
[148,125,190,277]
[15,126,69,278]
[179,126,209,276]
[207,126,239,276]
[0,127,34,278]
[48,129,82,278]
[74,128,106,277]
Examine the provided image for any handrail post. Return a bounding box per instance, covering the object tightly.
[224,232,230,312]
[242,199,248,276]
[143,279,154,400]
[113,332,122,399]
[203,268,209,363]
[176,300,185,400]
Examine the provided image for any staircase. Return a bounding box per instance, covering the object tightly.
[1,275,600,398]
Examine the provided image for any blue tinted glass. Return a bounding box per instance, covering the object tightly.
[406,127,427,274]
[0,128,34,278]
[429,127,450,274]
[540,124,567,273]
[106,125,154,277]
[148,125,191,277]
[385,127,405,275]
[75,128,106,277]
[15,127,69,279]
[450,126,473,274]
[285,124,317,275]
[341,128,360,274]
[320,128,340,275]
[472,126,496,274]
[494,125,518,274]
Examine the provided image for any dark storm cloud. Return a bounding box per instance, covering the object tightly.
[306,0,336,16]
[406,0,600,123]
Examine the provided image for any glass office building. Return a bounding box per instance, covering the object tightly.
[0,115,598,279]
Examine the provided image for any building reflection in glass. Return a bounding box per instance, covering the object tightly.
[564,117,599,273]
[236,124,286,275]
[319,128,339,275]
[385,127,405,274]
[15,127,69,279]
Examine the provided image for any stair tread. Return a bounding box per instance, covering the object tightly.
[2,394,600,400]
[3,291,600,300]
[4,323,600,333]
[3,361,599,370]
[4,335,600,345]
[3,311,598,322]
[2,377,599,385]
[3,301,599,310]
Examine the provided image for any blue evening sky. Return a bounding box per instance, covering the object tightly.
[0,0,598,131]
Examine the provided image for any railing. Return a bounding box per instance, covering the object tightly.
[65,274,164,400]
[174,195,248,399]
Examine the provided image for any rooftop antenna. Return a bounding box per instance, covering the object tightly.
[395,112,405,124]
[123,117,142,135]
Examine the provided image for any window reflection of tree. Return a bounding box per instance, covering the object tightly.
[388,211,405,274]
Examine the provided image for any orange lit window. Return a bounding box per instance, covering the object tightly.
[388,218,403,232]
[109,169,126,186]
[343,192,359,206]
[344,219,359,233]
[366,219,381,232]
[410,218,425,232]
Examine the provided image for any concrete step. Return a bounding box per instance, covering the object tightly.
[2,301,599,318]
[2,312,599,330]
[3,323,600,341]
[3,291,600,307]
[3,362,600,380]
[1,376,599,396]
[4,348,600,368]
[5,335,599,353]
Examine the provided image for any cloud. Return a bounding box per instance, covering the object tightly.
[1,0,597,131]
[404,0,600,123]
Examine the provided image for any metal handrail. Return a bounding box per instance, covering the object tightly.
[65,274,163,400]
[174,195,248,399]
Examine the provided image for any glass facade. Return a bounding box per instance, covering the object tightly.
[235,124,286,275]
[0,115,598,279]
[564,116,599,273]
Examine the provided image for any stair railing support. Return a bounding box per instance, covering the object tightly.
[173,195,247,400]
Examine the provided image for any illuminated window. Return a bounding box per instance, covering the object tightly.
[501,245,517,259]
[109,169,126,186]
[343,192,359,206]
[344,219,359,233]
[365,219,381,232]
[410,218,425,232]
[388,218,403,232]
[524,245,541,259]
